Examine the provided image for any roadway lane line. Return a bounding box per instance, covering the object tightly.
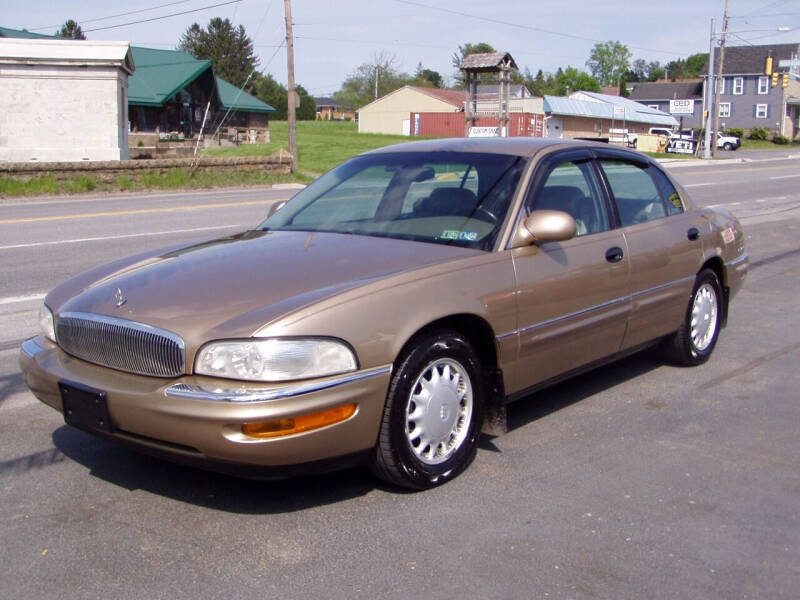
[0,224,240,251]
[0,199,274,225]
[684,183,714,187]
[769,174,800,180]
[0,293,46,306]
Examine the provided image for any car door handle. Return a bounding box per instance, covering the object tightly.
[605,246,624,263]
[687,227,700,241]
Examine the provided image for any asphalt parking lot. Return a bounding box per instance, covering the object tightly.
[1,156,799,599]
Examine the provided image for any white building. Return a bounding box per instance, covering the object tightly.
[0,38,134,162]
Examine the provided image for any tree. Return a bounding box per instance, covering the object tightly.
[409,63,444,88]
[333,51,409,108]
[56,19,85,40]
[451,42,495,87]
[296,84,316,120]
[178,18,258,88]
[664,52,708,81]
[586,40,631,86]
[254,73,288,120]
[523,66,600,96]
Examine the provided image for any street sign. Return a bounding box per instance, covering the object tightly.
[669,99,694,115]
[468,126,499,138]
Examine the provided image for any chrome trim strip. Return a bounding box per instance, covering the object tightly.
[495,276,695,340]
[726,253,749,267]
[20,337,45,358]
[165,365,392,403]
[629,276,695,299]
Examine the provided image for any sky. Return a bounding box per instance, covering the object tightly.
[2,0,799,96]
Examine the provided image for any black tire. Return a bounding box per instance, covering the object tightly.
[664,269,723,366]
[723,142,733,151]
[370,330,485,489]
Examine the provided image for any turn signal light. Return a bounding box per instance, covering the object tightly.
[241,404,357,438]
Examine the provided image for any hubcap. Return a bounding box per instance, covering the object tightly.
[691,282,718,351]
[405,358,473,465]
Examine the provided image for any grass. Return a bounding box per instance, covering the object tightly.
[202,120,417,175]
[0,168,302,199]
[739,138,800,151]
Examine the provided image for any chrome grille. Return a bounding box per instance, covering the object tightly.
[56,312,185,377]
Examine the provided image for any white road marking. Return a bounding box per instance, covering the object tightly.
[769,174,800,180]
[0,224,239,251]
[684,183,714,188]
[0,293,46,306]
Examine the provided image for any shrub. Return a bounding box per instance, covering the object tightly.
[725,128,744,138]
[748,127,769,141]
[136,140,144,147]
[772,134,790,145]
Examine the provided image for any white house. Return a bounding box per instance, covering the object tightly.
[0,38,134,162]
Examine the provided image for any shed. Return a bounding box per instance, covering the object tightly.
[0,37,134,162]
[358,86,464,135]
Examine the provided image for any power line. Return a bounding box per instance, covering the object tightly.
[389,0,684,57]
[83,0,243,33]
[31,0,196,31]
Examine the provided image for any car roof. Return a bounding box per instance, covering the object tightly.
[363,137,618,158]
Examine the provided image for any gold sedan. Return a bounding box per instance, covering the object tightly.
[20,138,748,489]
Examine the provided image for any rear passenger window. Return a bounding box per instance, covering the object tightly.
[527,160,608,237]
[650,168,684,215]
[598,159,666,226]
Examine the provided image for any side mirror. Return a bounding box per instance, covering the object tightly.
[266,200,287,218]
[512,210,577,247]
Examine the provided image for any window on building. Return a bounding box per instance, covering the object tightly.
[756,104,768,119]
[733,77,744,95]
[719,103,731,118]
[758,76,769,95]
[716,78,726,95]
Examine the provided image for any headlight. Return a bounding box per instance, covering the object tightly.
[39,304,56,343]
[195,338,358,382]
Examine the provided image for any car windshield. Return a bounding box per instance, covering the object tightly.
[259,151,525,251]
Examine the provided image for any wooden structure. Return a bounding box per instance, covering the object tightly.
[459,52,519,137]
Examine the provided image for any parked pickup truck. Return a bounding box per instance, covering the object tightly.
[627,129,740,151]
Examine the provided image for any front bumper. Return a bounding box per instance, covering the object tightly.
[20,337,392,473]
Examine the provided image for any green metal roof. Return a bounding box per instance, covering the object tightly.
[216,76,275,114]
[128,46,212,107]
[0,26,54,38]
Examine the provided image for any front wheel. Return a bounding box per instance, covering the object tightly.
[664,269,723,366]
[723,142,733,151]
[371,330,485,489]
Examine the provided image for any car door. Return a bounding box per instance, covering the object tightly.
[509,150,631,393]
[595,152,702,350]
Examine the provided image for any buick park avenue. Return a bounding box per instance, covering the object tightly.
[20,138,748,489]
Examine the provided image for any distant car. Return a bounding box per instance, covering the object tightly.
[20,138,748,489]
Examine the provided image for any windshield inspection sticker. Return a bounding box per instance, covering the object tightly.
[441,230,478,241]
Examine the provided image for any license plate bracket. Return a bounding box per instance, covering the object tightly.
[59,380,115,433]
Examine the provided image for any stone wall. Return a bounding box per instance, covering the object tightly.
[0,151,292,182]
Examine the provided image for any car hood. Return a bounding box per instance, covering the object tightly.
[53,229,479,348]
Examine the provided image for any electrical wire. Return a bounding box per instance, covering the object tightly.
[83,0,243,33]
[30,0,196,31]
[389,0,685,57]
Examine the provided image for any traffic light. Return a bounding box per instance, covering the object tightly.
[772,72,779,87]
[766,56,773,75]
[783,73,789,88]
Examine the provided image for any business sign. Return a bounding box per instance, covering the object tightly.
[613,105,626,117]
[468,126,499,138]
[666,138,697,155]
[669,99,695,115]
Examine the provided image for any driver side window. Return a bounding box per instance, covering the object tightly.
[527,160,608,236]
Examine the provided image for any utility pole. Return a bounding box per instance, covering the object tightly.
[703,18,716,159]
[712,0,730,159]
[374,65,379,100]
[284,0,297,173]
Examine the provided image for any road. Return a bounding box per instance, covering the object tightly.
[1,158,799,599]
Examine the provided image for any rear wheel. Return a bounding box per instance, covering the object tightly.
[371,330,485,489]
[723,142,733,151]
[664,269,723,366]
